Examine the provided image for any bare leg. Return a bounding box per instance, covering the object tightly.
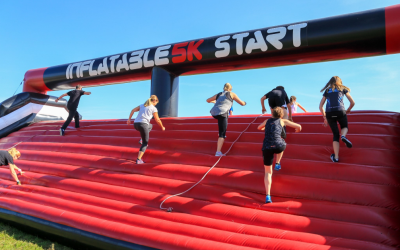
[333,141,340,159]
[217,138,225,152]
[282,109,288,120]
[264,165,273,195]
[276,151,284,164]
[341,127,348,137]
[9,165,20,184]
[137,151,145,160]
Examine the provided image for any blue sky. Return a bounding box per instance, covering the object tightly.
[1,0,399,119]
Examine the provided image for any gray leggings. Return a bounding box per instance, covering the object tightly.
[134,123,153,152]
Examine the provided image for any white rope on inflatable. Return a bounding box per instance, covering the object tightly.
[160,114,265,212]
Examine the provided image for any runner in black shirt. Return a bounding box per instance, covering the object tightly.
[56,84,91,136]
[319,76,355,162]
[0,148,23,185]
[261,86,292,121]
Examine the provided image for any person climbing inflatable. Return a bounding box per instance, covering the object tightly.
[319,76,355,162]
[0,148,23,185]
[288,96,307,113]
[261,86,292,121]
[207,83,246,157]
[56,84,92,136]
[127,95,165,164]
[257,107,302,203]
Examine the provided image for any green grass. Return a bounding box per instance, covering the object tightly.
[0,221,73,250]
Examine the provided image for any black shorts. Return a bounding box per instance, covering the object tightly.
[326,110,348,142]
[262,145,286,166]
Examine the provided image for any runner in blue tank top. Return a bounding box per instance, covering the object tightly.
[319,76,355,163]
[257,107,302,203]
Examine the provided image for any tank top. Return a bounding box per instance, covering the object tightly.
[262,118,286,151]
[291,103,298,113]
[210,91,233,117]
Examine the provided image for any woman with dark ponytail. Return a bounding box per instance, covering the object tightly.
[319,76,355,163]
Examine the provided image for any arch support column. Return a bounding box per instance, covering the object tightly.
[150,67,179,117]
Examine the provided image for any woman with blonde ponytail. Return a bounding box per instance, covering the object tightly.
[207,83,246,156]
[0,148,23,185]
[127,95,165,164]
[319,76,355,163]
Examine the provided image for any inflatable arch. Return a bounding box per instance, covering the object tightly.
[23,5,400,117]
[0,4,399,250]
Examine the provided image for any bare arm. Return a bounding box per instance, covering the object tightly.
[230,92,246,106]
[206,94,218,103]
[127,106,140,125]
[345,93,355,114]
[282,119,302,132]
[261,96,267,114]
[55,93,68,102]
[257,119,268,131]
[83,92,92,95]
[297,103,307,112]
[9,164,19,183]
[319,97,328,127]
[153,112,165,131]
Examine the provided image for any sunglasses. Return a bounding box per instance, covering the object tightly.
[151,99,159,102]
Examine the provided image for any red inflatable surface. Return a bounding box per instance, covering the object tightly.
[0,111,399,249]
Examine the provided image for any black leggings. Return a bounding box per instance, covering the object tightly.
[213,115,228,138]
[62,109,80,130]
[326,111,348,142]
[134,123,153,152]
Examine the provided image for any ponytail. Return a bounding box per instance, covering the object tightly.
[223,83,232,91]
[144,95,159,107]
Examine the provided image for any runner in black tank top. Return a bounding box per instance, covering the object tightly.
[258,107,302,203]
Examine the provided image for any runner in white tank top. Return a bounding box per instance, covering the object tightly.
[288,96,307,113]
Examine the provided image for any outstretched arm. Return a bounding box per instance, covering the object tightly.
[9,164,19,183]
[257,119,268,131]
[297,103,307,112]
[282,119,302,132]
[231,92,246,106]
[345,93,355,114]
[127,106,140,125]
[153,112,165,131]
[261,96,267,114]
[55,93,68,102]
[206,94,218,103]
[83,92,92,95]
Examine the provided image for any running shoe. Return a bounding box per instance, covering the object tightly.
[16,181,21,185]
[330,154,339,163]
[139,139,142,145]
[265,195,272,203]
[274,163,281,171]
[341,136,353,148]
[215,151,224,157]
[60,128,65,136]
[136,159,145,164]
